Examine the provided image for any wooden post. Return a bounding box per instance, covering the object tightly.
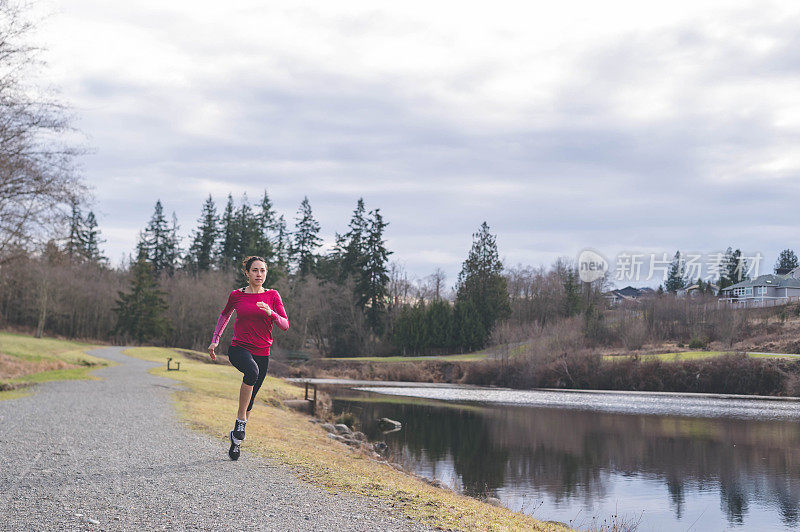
[35,280,47,339]
[312,384,317,414]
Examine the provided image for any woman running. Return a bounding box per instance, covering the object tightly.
[207,256,290,460]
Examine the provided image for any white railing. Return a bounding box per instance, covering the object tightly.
[718,295,800,308]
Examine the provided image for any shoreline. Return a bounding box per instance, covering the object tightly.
[283,350,800,399]
[289,376,800,402]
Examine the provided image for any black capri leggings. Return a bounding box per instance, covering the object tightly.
[227,345,270,412]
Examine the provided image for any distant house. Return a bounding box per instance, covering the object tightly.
[720,266,800,304]
[776,266,795,275]
[604,286,655,306]
[677,283,720,297]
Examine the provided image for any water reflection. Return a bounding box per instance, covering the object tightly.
[331,390,800,530]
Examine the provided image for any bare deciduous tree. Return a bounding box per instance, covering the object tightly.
[0,0,85,263]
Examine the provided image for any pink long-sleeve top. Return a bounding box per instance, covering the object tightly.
[211,288,289,356]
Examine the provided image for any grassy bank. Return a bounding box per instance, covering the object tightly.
[126,347,566,531]
[604,351,800,362]
[325,347,796,366]
[463,351,800,396]
[282,347,800,397]
[327,352,488,362]
[280,357,470,384]
[0,332,108,400]
[325,341,532,363]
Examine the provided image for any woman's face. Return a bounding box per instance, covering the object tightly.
[247,260,267,286]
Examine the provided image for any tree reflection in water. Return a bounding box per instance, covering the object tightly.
[332,391,800,529]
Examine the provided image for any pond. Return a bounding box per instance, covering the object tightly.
[313,381,800,531]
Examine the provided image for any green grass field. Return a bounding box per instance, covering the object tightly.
[0,331,108,400]
[327,352,489,363]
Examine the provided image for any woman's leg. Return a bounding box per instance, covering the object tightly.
[237,382,253,421]
[246,355,270,413]
[227,346,260,421]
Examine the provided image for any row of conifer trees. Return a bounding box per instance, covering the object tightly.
[64,191,513,356]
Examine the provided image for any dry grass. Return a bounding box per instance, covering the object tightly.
[0,351,75,379]
[604,351,800,363]
[0,331,108,399]
[126,346,569,532]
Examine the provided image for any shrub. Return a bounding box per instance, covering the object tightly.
[618,316,647,351]
[335,412,358,429]
[688,337,708,350]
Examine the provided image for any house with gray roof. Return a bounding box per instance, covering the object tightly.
[604,286,655,306]
[677,282,720,297]
[720,266,800,303]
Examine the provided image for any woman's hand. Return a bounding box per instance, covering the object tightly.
[208,342,218,361]
[256,301,273,317]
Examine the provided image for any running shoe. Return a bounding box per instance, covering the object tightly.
[233,419,246,441]
[228,430,241,461]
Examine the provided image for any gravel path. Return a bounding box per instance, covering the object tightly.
[0,347,433,531]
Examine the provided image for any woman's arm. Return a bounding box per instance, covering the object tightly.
[211,291,237,344]
[270,291,290,331]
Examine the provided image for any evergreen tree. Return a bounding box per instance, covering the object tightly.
[392,302,428,355]
[357,208,392,333]
[255,190,284,285]
[218,194,237,269]
[314,252,342,283]
[665,251,686,293]
[775,249,799,273]
[452,300,486,352]
[256,190,277,262]
[722,248,748,286]
[336,198,369,281]
[185,195,219,273]
[735,250,749,282]
[426,300,453,349]
[140,200,179,276]
[166,212,181,275]
[83,211,106,264]
[392,304,413,355]
[234,194,260,261]
[455,221,511,345]
[322,198,367,284]
[273,214,289,272]
[717,247,734,289]
[135,230,148,262]
[65,201,85,261]
[290,196,322,276]
[64,202,105,264]
[140,200,167,266]
[113,250,171,343]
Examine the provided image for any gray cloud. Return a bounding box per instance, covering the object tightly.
[44,1,800,285]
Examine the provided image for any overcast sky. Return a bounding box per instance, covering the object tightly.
[31,0,800,287]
